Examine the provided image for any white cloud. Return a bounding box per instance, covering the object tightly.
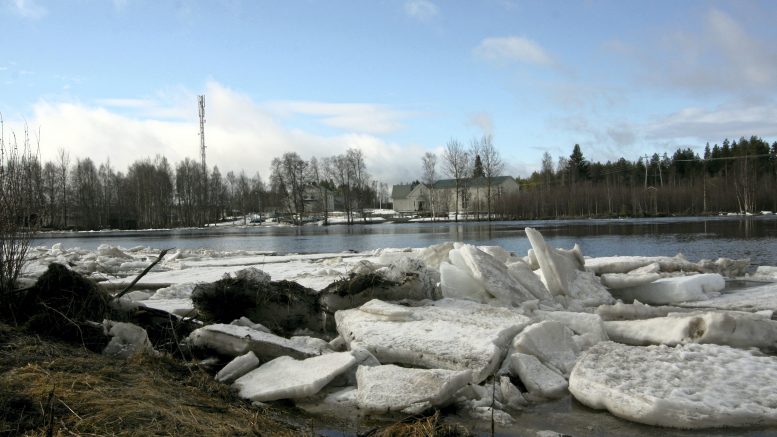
[12,82,425,185]
[9,0,47,19]
[265,101,409,135]
[645,103,777,141]
[469,112,493,136]
[404,0,439,22]
[474,36,554,67]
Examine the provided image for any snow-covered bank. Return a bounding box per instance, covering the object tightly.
[18,228,777,432]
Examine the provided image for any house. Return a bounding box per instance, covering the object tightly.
[391,183,425,214]
[391,176,519,215]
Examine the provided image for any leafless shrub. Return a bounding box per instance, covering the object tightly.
[0,115,42,294]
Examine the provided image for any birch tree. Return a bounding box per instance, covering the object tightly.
[443,139,469,221]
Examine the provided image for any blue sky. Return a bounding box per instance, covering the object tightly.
[2,0,777,184]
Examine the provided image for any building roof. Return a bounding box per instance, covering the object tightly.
[390,183,416,200]
[432,176,515,189]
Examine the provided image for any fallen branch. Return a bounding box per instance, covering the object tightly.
[112,248,172,302]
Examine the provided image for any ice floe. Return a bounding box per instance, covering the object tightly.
[355,364,471,414]
[569,341,777,428]
[233,352,356,402]
[335,298,531,383]
[611,273,725,305]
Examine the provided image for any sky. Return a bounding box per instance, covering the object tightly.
[2,0,777,185]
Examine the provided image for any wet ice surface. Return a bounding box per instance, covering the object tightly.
[18,230,777,435]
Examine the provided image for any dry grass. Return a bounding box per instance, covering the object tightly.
[0,323,307,436]
[360,411,472,437]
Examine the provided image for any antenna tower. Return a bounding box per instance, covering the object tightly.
[198,95,207,175]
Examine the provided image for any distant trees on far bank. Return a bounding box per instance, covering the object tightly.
[10,142,385,230]
[509,136,777,218]
[4,126,776,232]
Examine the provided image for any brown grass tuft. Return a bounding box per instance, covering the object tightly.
[0,323,306,436]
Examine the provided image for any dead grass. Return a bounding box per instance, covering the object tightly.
[359,411,472,437]
[0,323,307,436]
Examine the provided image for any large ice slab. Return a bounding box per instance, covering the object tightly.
[508,352,568,399]
[611,274,724,305]
[605,311,777,350]
[585,255,699,275]
[525,228,583,296]
[448,243,540,304]
[678,282,777,312]
[215,351,260,383]
[585,255,748,277]
[355,364,471,414]
[511,320,579,376]
[233,352,356,402]
[569,342,777,428]
[335,299,532,383]
[187,323,327,360]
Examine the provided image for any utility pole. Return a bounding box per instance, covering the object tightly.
[198,95,208,225]
[198,95,207,175]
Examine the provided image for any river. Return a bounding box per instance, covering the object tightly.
[34,215,777,267]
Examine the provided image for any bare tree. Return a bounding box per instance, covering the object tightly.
[72,157,100,229]
[421,152,438,220]
[57,148,70,228]
[443,139,469,221]
[346,148,370,223]
[308,157,329,224]
[479,135,504,220]
[271,152,308,224]
[0,118,40,293]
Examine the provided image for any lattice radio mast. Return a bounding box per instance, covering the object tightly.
[198,95,207,175]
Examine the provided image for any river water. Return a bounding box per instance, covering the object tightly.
[34,215,777,267]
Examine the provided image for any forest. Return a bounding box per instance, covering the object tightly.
[508,136,777,219]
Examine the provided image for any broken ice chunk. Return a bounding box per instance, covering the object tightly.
[233,352,356,402]
[612,273,725,305]
[355,364,471,415]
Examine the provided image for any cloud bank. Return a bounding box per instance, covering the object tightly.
[17,82,427,185]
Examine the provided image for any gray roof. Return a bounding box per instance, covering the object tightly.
[432,176,514,189]
[391,183,415,200]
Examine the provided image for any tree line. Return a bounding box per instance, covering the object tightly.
[5,138,388,229]
[509,136,777,218]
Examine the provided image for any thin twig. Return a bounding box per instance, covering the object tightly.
[112,248,172,301]
[58,398,82,421]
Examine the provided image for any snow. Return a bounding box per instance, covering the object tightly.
[355,364,471,414]
[569,341,777,428]
[507,352,568,399]
[233,352,356,402]
[511,321,580,376]
[611,273,725,305]
[335,298,532,383]
[215,351,260,383]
